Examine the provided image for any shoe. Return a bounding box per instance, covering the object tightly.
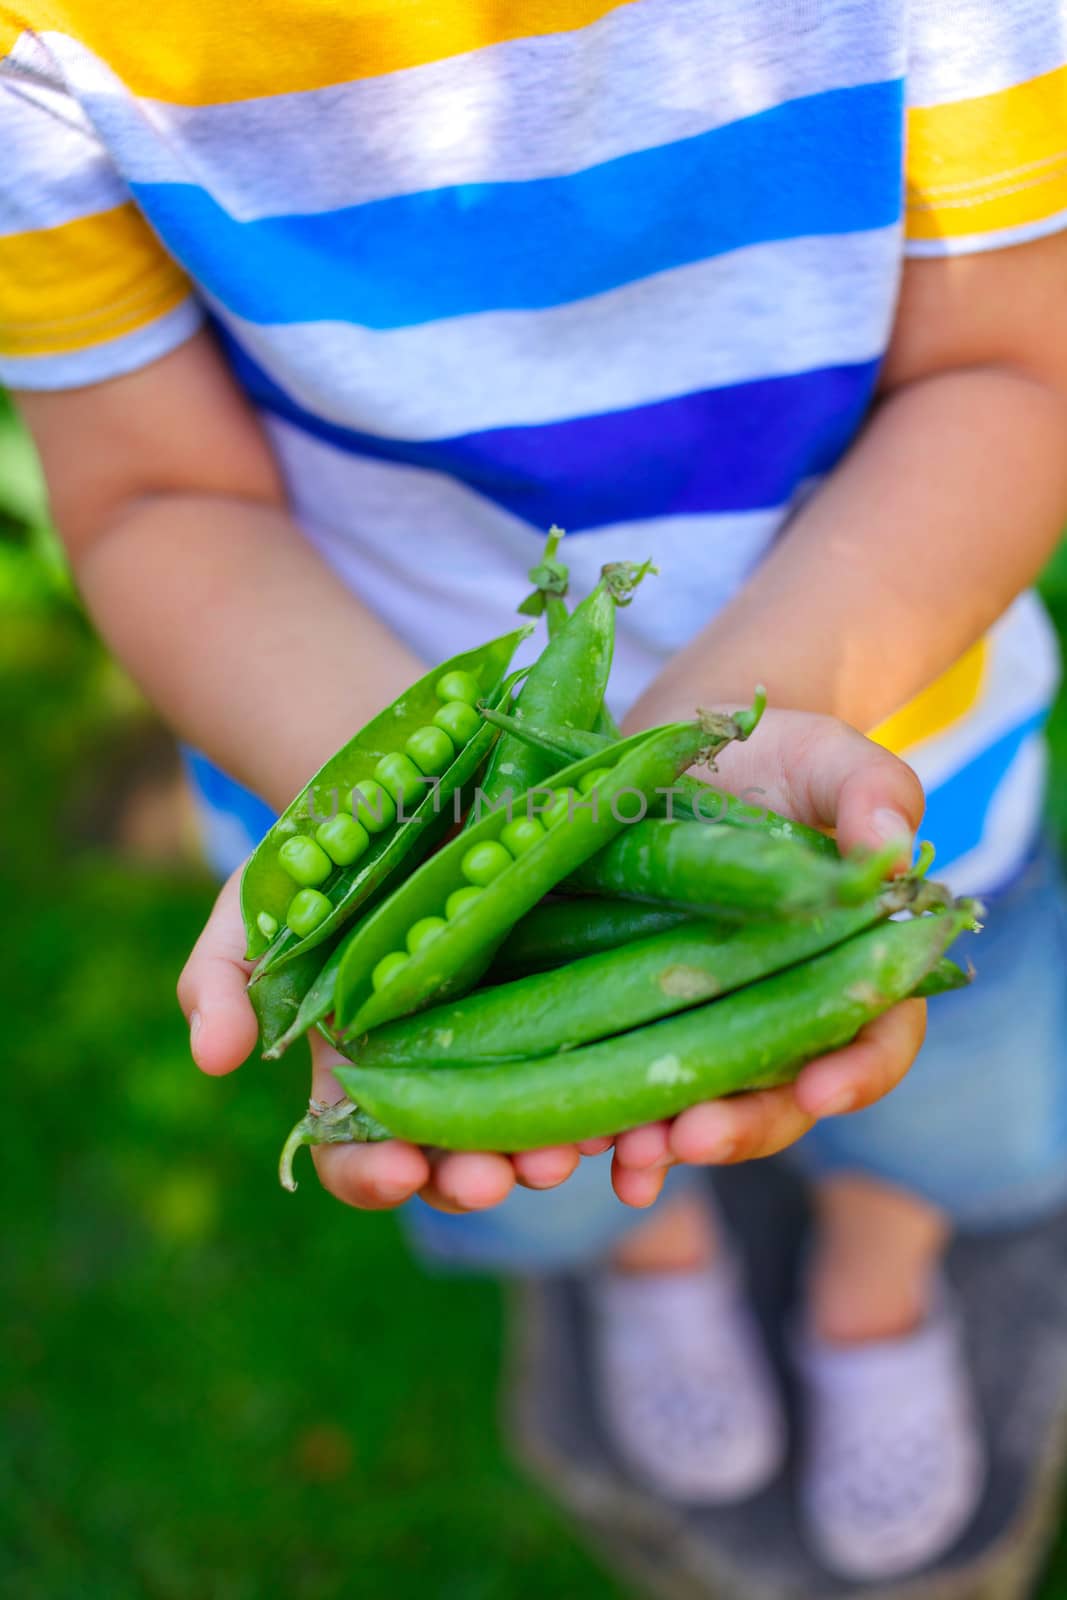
[794,1282,986,1580]
[589,1253,787,1502]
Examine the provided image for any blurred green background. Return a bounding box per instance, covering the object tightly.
[3,386,1067,1599]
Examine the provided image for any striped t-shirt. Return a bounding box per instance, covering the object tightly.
[2,0,1065,889]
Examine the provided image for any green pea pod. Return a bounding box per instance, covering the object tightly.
[345,876,928,1069]
[524,529,626,737]
[333,717,729,1037]
[240,626,531,968]
[249,669,526,1054]
[478,703,836,857]
[566,816,895,917]
[475,560,653,814]
[278,928,977,1186]
[250,940,334,1055]
[328,904,978,1151]
[489,897,699,978]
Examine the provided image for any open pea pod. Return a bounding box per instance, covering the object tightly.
[241,626,532,971]
[333,715,731,1038]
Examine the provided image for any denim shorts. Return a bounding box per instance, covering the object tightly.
[408,844,1067,1272]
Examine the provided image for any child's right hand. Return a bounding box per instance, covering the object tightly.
[177,709,928,1215]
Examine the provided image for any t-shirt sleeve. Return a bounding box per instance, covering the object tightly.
[905,0,1067,256]
[0,37,202,389]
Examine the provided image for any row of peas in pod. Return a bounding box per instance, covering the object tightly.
[367,760,619,996]
[228,531,981,1185]
[238,625,535,1057]
[269,668,485,942]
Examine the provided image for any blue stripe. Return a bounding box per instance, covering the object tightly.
[223,330,878,530]
[182,748,276,839]
[921,714,1048,869]
[132,80,903,330]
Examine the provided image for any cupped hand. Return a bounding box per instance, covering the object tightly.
[177,707,926,1214]
[176,869,581,1213]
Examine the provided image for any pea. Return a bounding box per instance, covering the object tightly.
[256,911,279,941]
[351,778,397,834]
[406,915,448,954]
[432,700,481,745]
[459,839,513,887]
[405,724,455,777]
[543,787,580,828]
[445,885,484,920]
[577,767,613,796]
[286,888,332,937]
[435,669,481,706]
[316,814,371,867]
[278,835,333,887]
[372,951,410,992]
[374,752,427,809]
[500,816,546,857]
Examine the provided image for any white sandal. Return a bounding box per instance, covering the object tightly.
[794,1282,986,1580]
[589,1252,787,1503]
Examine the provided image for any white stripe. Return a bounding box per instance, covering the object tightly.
[933,733,1047,897]
[265,415,784,711]
[905,207,1067,258]
[0,297,203,389]
[907,0,1067,108]
[0,55,128,235]
[214,228,898,441]
[35,0,904,218]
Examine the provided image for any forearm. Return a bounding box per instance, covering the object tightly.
[76,492,422,809]
[630,366,1067,731]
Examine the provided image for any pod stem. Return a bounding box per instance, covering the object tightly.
[730,685,767,742]
[601,558,658,606]
[278,1098,391,1192]
[518,525,570,619]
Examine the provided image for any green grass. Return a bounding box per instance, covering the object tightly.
[1,386,1065,1599]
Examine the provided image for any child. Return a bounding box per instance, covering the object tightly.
[5,0,1067,1578]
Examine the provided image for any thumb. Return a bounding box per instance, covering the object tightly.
[176,865,259,1075]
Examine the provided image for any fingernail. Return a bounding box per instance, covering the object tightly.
[872,808,912,849]
[813,1088,856,1118]
[189,1010,202,1051]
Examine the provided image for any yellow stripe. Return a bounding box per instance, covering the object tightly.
[868,639,988,756]
[0,205,190,357]
[907,64,1067,242]
[3,0,634,103]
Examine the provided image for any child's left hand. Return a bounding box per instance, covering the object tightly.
[178,709,926,1212]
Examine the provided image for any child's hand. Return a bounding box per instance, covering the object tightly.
[177,710,925,1213]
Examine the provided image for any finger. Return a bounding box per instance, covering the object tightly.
[176,865,258,1075]
[577,1137,614,1156]
[712,712,924,863]
[793,999,927,1118]
[670,1085,814,1164]
[513,1145,582,1190]
[613,1121,672,1170]
[307,1032,432,1206]
[611,1154,671,1207]
[786,719,924,861]
[315,1138,431,1209]
[424,1150,517,1212]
